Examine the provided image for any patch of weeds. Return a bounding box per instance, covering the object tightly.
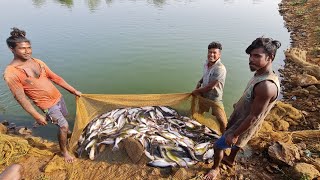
[289,0,308,6]
[310,48,320,57]
[36,174,50,180]
[296,9,306,16]
[300,173,311,180]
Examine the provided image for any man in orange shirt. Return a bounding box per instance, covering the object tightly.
[4,27,81,163]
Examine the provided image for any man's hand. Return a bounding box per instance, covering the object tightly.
[225,133,238,146]
[35,115,47,126]
[74,90,82,97]
[192,89,201,96]
[196,82,201,89]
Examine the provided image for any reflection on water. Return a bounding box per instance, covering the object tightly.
[224,0,264,4]
[87,0,103,11]
[31,0,268,9]
[55,0,74,7]
[147,0,167,7]
[29,0,252,9]
[224,0,235,4]
[32,0,46,7]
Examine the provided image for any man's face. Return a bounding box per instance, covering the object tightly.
[207,48,221,63]
[11,42,32,61]
[248,47,272,72]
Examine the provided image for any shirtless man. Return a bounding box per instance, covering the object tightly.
[4,27,81,163]
[204,37,281,179]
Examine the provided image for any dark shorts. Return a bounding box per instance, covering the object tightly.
[214,135,239,150]
[44,98,69,128]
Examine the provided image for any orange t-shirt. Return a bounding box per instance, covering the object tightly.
[3,58,76,110]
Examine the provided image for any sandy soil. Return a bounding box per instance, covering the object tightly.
[1,0,320,179]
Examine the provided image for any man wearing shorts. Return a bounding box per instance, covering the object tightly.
[4,27,81,163]
[204,37,281,179]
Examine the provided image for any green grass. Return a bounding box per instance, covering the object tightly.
[289,0,308,6]
[300,173,311,180]
[296,9,306,16]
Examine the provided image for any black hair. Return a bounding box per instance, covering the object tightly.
[208,41,222,51]
[245,37,281,60]
[6,27,30,48]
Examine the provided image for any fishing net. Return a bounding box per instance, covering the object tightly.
[69,93,224,155]
[0,134,30,167]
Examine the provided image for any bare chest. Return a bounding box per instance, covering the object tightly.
[17,60,42,78]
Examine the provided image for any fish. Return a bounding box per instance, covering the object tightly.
[85,139,97,151]
[194,142,211,155]
[89,144,96,160]
[203,148,214,160]
[147,159,176,168]
[77,105,220,167]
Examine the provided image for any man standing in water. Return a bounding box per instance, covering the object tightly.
[204,37,281,180]
[192,41,228,134]
[4,27,81,163]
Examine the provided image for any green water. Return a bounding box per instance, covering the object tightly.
[0,0,290,140]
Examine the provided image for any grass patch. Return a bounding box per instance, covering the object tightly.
[289,0,308,6]
[296,9,306,16]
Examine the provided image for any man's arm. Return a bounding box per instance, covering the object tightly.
[14,90,47,125]
[43,63,81,96]
[192,66,226,96]
[195,78,203,89]
[192,80,219,95]
[225,80,278,145]
[4,74,47,125]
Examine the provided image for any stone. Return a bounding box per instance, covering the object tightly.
[268,141,300,166]
[123,137,144,163]
[0,123,8,134]
[293,163,320,179]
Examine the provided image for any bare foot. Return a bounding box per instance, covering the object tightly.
[204,168,219,180]
[221,156,236,167]
[63,151,75,163]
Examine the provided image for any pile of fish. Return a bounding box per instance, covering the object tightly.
[77,106,220,168]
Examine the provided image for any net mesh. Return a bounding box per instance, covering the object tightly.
[69,93,224,152]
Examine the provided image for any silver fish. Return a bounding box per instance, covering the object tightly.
[203,148,214,160]
[148,159,176,168]
[89,144,96,160]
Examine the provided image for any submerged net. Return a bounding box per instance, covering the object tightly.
[69,93,225,166]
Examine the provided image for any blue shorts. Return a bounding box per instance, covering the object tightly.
[214,135,239,150]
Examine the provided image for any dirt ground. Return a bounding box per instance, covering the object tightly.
[1,0,320,179]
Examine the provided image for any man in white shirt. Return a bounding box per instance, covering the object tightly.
[192,41,227,133]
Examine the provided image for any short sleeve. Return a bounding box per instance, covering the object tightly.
[210,64,226,83]
[3,67,24,97]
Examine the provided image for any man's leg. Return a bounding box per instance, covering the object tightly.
[211,104,227,133]
[58,125,75,163]
[0,164,24,180]
[47,106,75,163]
[204,147,224,180]
[204,136,229,180]
[222,146,240,167]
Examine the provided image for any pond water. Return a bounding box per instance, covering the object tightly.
[0,0,290,140]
